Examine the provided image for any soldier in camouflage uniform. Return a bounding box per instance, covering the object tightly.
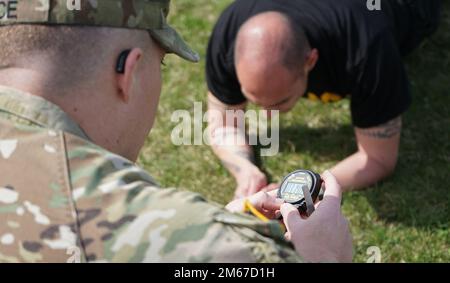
[0,0,352,263]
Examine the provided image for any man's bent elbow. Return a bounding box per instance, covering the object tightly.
[370,155,398,179]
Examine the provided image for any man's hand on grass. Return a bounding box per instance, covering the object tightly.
[234,164,269,199]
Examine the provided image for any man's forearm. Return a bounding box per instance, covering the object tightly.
[211,133,269,197]
[333,117,401,191]
[206,92,268,196]
[206,92,257,178]
[210,132,256,179]
[330,151,395,191]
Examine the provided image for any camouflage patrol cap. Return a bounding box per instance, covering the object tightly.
[0,0,199,62]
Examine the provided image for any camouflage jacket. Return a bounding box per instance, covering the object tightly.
[0,86,301,263]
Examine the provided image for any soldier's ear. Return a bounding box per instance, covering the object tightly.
[116,48,144,103]
[304,48,319,73]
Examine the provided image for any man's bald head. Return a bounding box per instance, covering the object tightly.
[235,11,311,75]
[234,12,315,112]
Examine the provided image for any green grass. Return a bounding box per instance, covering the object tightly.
[138,0,450,262]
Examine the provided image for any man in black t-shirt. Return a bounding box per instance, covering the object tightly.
[205,0,441,197]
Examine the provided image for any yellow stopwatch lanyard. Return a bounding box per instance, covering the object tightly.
[244,199,270,222]
[243,200,286,233]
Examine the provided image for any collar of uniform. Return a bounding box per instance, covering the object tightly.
[0,85,91,141]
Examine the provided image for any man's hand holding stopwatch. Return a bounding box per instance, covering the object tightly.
[226,171,353,262]
[280,171,353,262]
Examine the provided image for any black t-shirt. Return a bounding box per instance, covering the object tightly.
[206,0,412,128]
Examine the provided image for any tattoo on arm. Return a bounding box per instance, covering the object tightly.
[359,117,402,139]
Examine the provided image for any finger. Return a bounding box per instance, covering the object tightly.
[280,203,303,232]
[262,209,278,219]
[299,211,310,220]
[284,231,292,241]
[314,172,343,215]
[314,199,322,209]
[249,192,284,211]
[321,170,342,199]
[275,210,282,219]
[261,195,285,211]
[266,188,279,198]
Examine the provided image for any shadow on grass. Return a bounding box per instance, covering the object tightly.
[278,124,355,160]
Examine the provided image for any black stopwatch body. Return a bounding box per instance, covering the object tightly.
[277,170,323,213]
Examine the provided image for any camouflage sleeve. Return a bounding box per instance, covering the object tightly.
[66,134,302,263]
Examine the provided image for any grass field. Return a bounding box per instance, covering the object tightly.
[138,1,450,262]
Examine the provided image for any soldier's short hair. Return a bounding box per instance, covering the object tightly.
[0,25,100,62]
[0,25,147,93]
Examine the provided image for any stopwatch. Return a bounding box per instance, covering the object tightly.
[277,169,323,215]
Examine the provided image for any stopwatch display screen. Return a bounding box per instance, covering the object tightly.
[279,171,313,203]
[282,182,305,202]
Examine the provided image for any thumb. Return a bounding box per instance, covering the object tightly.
[249,192,284,211]
[316,171,343,214]
[280,203,303,232]
[321,170,342,199]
